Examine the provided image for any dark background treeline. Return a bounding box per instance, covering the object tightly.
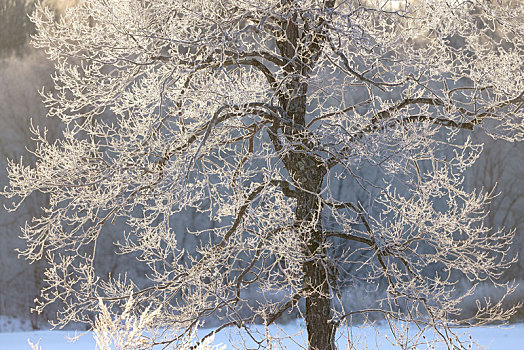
[0,0,522,330]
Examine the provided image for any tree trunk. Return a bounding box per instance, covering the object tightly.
[289,153,334,350]
[280,75,335,350]
[275,3,337,347]
[303,227,335,350]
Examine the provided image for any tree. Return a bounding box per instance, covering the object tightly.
[0,0,78,57]
[470,137,524,284]
[0,0,36,56]
[4,0,524,349]
[0,52,58,328]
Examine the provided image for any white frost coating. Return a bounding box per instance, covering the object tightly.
[3,0,524,349]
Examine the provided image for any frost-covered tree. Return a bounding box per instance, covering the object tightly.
[4,0,524,349]
[0,52,59,327]
[0,0,74,56]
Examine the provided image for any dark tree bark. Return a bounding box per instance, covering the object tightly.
[294,161,334,350]
[274,2,336,348]
[283,138,333,350]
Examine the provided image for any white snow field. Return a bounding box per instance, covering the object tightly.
[1,321,524,350]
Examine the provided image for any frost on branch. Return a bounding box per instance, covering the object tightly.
[94,296,225,350]
[3,0,524,349]
[94,296,160,350]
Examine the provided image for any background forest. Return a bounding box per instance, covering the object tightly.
[0,0,523,332]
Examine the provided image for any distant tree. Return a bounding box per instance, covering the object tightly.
[470,137,524,283]
[0,0,76,56]
[0,53,56,327]
[0,0,36,55]
[4,1,524,349]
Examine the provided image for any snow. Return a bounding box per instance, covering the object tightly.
[0,322,523,349]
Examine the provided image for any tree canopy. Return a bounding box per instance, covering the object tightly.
[4,1,524,349]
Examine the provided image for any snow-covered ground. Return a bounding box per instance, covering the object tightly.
[1,321,523,349]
